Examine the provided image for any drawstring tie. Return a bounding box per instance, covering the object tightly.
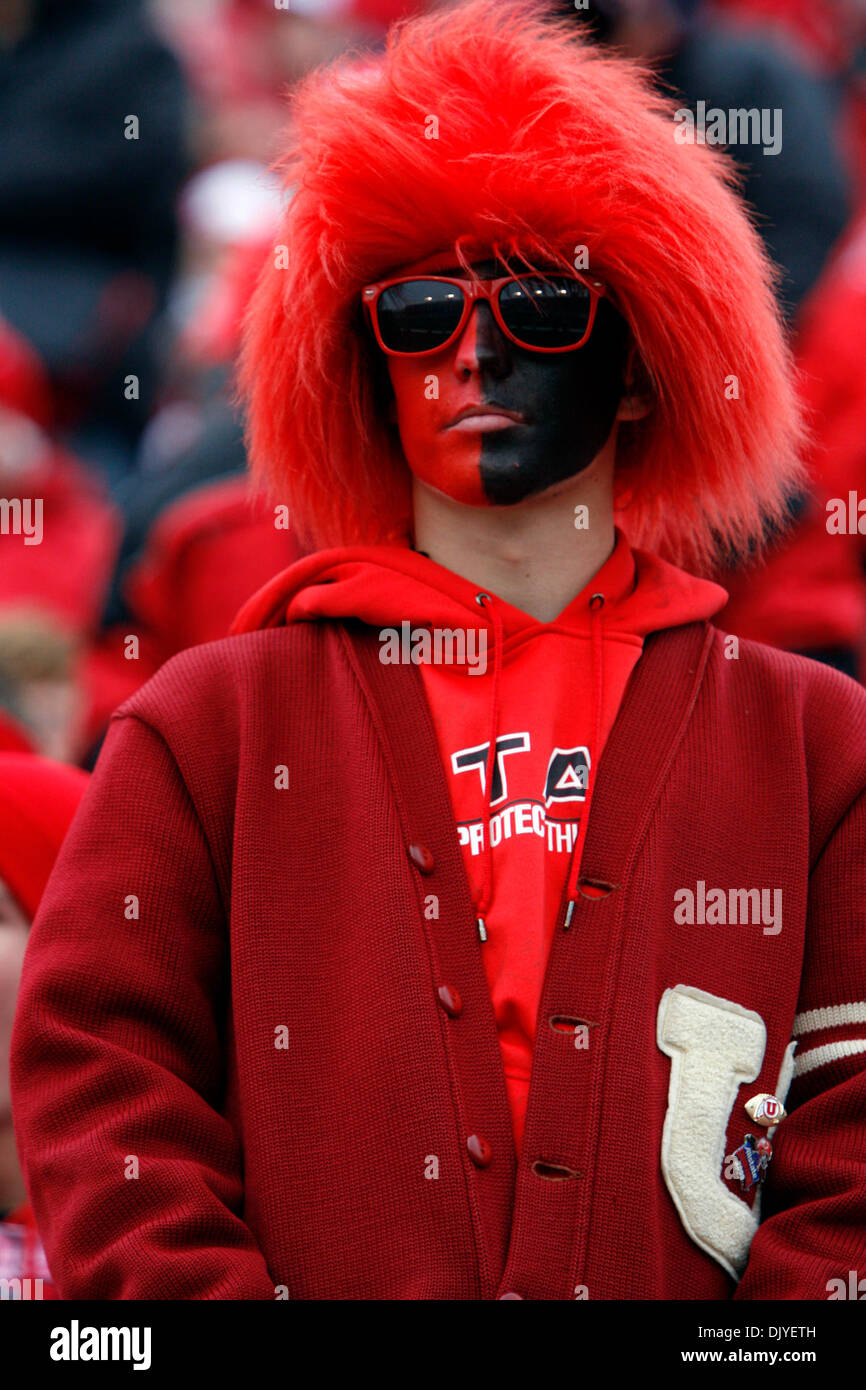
[563,591,605,929]
[474,591,503,942]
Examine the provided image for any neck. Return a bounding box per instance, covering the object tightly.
[411,451,616,623]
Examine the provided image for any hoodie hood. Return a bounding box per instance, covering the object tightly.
[231,527,728,644]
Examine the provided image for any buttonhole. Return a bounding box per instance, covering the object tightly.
[531,1160,581,1182]
[577,879,619,900]
[549,1015,598,1035]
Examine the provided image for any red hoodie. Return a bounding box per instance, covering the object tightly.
[235,529,727,1146]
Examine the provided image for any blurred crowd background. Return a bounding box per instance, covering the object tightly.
[3,0,866,1294]
[1,0,866,774]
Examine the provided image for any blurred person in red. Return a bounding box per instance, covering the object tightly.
[0,752,89,1299]
[0,318,119,761]
[683,0,866,673]
[712,0,866,215]
[83,226,301,755]
[719,212,866,679]
[713,0,864,77]
[158,0,435,164]
[0,705,35,756]
[560,0,850,313]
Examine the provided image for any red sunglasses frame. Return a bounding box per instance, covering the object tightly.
[361,269,608,357]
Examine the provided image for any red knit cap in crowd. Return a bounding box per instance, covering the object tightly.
[0,755,89,920]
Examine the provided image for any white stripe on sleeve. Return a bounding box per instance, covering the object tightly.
[792,1002,866,1036]
[792,1038,866,1078]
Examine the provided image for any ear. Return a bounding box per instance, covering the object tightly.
[616,391,653,422]
[616,340,654,422]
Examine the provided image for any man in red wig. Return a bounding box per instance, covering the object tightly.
[11,0,866,1299]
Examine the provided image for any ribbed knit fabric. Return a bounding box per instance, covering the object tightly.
[10,619,866,1299]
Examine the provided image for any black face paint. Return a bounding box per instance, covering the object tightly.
[471,272,630,504]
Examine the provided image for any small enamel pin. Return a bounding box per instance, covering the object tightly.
[732,1133,773,1192]
[745,1092,786,1127]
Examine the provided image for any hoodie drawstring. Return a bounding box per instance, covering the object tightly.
[564,592,605,929]
[472,587,605,943]
[474,591,503,942]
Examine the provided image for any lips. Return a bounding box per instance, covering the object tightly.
[445,403,526,431]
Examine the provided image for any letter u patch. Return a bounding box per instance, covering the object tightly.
[657,985,794,1280]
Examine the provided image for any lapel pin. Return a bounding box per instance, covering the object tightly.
[732,1133,773,1192]
[745,1092,786,1127]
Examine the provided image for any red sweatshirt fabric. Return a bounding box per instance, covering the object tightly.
[9,578,866,1299]
[243,532,727,1146]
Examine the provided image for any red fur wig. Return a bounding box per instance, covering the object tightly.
[239,0,805,570]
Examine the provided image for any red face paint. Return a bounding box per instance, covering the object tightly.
[381,250,629,508]
[387,297,490,506]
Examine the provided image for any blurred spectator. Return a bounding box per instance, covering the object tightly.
[557,0,851,314]
[82,224,301,752]
[173,160,284,394]
[713,0,862,76]
[715,0,866,209]
[85,471,301,750]
[719,210,866,678]
[0,615,82,763]
[156,0,435,164]
[0,751,89,1299]
[0,316,119,759]
[0,701,35,754]
[0,0,189,488]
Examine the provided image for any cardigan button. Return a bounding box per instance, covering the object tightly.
[499,1291,524,1300]
[408,843,435,874]
[467,1134,492,1168]
[437,984,463,1018]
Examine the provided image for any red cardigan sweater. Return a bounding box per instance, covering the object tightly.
[10,619,866,1299]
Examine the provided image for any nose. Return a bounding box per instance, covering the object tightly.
[453,300,511,379]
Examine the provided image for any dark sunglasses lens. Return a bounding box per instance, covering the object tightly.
[376,280,465,353]
[499,276,592,348]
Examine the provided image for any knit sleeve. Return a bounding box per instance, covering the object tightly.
[9,713,276,1300]
[734,787,866,1300]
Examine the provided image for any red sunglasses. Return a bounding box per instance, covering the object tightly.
[361,269,608,357]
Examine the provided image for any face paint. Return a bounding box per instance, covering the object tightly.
[382,255,630,507]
